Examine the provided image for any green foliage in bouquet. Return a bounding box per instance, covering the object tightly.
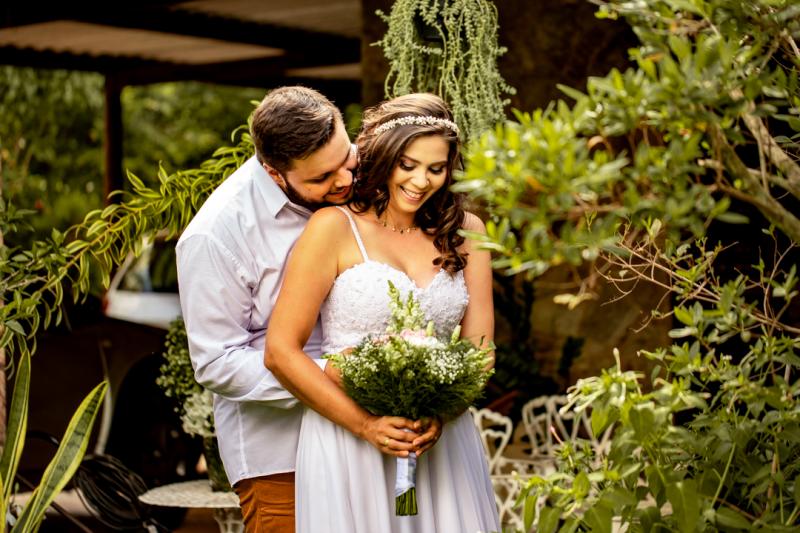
[328,281,494,422]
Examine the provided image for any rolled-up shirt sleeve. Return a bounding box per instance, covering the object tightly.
[177,233,326,409]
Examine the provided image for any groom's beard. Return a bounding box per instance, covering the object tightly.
[281,179,320,211]
[282,178,353,212]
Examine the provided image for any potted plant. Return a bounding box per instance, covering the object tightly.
[157,318,230,492]
[374,0,515,141]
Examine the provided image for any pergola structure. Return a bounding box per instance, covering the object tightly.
[0,0,363,196]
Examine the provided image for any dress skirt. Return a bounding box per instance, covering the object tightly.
[295,408,501,533]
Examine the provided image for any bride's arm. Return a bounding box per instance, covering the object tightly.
[412,212,493,457]
[459,212,495,364]
[265,207,419,457]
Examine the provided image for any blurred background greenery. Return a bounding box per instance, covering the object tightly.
[0,65,263,248]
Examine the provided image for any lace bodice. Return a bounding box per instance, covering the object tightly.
[320,207,469,354]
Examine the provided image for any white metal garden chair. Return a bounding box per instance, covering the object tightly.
[521,395,613,475]
[470,407,545,530]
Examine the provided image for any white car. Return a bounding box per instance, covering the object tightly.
[103,237,182,329]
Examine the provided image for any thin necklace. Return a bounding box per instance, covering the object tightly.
[379,214,417,234]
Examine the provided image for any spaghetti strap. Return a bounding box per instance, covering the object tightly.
[334,206,370,261]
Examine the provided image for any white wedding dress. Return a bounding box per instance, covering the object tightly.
[296,207,500,533]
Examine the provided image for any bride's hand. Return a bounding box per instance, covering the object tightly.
[360,415,419,458]
[412,416,443,457]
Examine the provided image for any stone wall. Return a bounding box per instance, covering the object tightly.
[527,266,669,390]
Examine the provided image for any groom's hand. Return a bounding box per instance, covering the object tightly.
[412,417,443,457]
[360,415,419,458]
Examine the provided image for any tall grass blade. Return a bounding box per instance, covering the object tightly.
[11,381,107,533]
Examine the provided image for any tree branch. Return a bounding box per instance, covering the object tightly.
[710,124,800,243]
[740,112,800,200]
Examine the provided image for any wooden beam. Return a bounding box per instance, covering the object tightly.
[1,3,359,60]
[108,54,357,86]
[70,7,360,60]
[0,46,153,74]
[0,46,361,98]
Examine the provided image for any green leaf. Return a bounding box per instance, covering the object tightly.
[4,320,24,335]
[126,171,146,191]
[629,403,656,441]
[99,203,118,219]
[12,381,108,533]
[669,327,697,339]
[558,517,580,533]
[538,506,560,533]
[674,306,694,327]
[715,212,749,224]
[665,479,700,533]
[523,493,538,530]
[591,406,610,437]
[646,465,665,506]
[0,350,31,506]
[714,506,752,530]
[64,239,89,254]
[665,0,705,16]
[599,487,638,509]
[574,471,591,499]
[583,503,612,533]
[557,84,587,103]
[637,505,663,532]
[668,34,692,61]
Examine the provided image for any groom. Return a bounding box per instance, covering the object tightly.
[176,86,439,533]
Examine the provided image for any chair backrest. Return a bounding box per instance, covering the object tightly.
[521,395,614,462]
[522,396,573,457]
[468,407,513,475]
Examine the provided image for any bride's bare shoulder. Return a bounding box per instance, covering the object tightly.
[310,205,350,219]
[462,211,487,233]
[306,206,351,233]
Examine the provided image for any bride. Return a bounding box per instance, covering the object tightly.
[266,93,500,532]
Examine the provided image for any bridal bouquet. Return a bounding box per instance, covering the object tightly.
[326,281,494,516]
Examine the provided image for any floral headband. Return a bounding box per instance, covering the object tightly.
[374,115,460,136]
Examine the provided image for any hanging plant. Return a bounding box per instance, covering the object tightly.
[374,0,515,142]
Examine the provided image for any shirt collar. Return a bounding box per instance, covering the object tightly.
[251,156,313,219]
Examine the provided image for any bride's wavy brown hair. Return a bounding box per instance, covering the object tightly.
[351,93,467,273]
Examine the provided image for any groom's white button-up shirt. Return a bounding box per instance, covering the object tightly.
[176,155,325,485]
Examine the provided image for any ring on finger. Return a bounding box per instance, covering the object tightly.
[383,437,390,447]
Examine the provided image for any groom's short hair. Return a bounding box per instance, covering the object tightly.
[251,86,343,175]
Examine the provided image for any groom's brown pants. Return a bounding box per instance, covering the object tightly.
[234,472,295,532]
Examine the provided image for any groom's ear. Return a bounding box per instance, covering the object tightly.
[262,162,286,187]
